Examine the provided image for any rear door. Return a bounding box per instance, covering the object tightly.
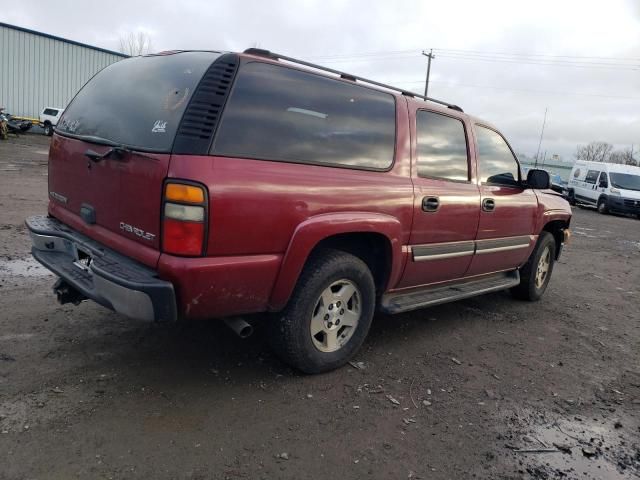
[398,108,480,288]
[48,52,220,266]
[466,125,538,276]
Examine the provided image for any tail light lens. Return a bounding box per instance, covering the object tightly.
[162,182,207,256]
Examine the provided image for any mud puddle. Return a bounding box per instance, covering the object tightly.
[0,257,52,278]
[502,409,639,479]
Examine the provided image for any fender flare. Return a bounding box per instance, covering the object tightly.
[268,212,407,311]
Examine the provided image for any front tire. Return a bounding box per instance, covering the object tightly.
[597,197,609,214]
[43,122,53,136]
[268,249,375,374]
[511,232,556,301]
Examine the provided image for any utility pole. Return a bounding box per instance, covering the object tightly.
[535,107,548,167]
[422,49,435,98]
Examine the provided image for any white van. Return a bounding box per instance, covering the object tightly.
[567,160,640,216]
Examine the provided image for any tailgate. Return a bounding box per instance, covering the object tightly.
[48,135,169,254]
[47,51,222,267]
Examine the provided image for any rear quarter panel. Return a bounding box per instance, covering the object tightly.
[166,97,414,315]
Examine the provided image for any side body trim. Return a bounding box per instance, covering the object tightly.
[409,235,535,261]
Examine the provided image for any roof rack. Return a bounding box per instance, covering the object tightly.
[243,48,463,112]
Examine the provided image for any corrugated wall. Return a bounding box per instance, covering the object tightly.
[0,25,125,118]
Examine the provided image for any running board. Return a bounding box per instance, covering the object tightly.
[380,271,520,314]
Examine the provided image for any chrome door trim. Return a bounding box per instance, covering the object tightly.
[411,240,475,262]
[409,235,535,261]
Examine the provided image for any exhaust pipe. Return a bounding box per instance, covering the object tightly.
[224,317,253,339]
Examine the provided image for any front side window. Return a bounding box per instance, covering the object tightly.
[43,108,58,116]
[212,62,396,170]
[416,110,468,181]
[585,170,600,184]
[475,126,520,186]
[598,172,608,188]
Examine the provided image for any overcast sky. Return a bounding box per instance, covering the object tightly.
[3,0,639,162]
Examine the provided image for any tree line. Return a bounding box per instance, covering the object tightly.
[575,142,637,166]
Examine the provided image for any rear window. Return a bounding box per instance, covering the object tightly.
[212,62,396,170]
[57,52,220,151]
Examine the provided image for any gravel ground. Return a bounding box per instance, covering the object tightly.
[0,134,638,479]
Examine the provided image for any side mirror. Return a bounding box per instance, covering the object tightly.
[526,169,551,189]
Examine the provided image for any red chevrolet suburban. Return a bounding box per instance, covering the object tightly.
[27,49,572,373]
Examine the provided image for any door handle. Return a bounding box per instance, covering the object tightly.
[482,198,495,212]
[422,196,440,212]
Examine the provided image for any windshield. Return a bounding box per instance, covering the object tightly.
[610,172,640,192]
[57,51,220,151]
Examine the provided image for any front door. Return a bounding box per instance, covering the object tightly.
[399,108,480,288]
[466,125,539,276]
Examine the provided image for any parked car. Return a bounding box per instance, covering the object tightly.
[26,49,572,373]
[550,173,567,194]
[39,107,64,136]
[567,160,640,216]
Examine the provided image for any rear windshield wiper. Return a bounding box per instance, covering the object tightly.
[84,145,159,162]
[56,132,162,161]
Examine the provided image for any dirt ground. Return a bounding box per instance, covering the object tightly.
[0,134,638,480]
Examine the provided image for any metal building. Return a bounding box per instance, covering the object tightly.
[0,22,127,119]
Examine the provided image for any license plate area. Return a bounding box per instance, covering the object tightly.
[73,246,93,272]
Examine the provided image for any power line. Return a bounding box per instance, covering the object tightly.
[306,47,640,63]
[381,79,640,100]
[304,48,640,71]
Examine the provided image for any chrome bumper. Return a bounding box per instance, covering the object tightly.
[26,215,177,322]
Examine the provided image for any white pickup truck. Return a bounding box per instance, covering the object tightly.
[39,107,64,136]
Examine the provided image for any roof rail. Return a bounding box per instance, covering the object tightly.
[243,48,463,112]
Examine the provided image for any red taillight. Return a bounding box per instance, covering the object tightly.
[162,182,207,256]
[162,219,205,256]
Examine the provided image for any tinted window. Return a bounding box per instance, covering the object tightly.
[213,62,396,169]
[43,108,58,116]
[57,52,220,151]
[416,110,468,181]
[476,126,520,186]
[585,170,599,184]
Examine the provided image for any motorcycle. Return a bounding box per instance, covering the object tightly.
[0,108,33,136]
[0,108,7,140]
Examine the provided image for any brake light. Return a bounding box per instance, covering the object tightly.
[162,182,207,256]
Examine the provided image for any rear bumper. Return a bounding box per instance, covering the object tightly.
[26,215,177,322]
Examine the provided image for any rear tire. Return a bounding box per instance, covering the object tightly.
[268,249,375,374]
[511,232,556,301]
[567,190,576,206]
[597,197,609,214]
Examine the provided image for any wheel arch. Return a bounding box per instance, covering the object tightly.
[268,213,407,311]
[541,219,570,260]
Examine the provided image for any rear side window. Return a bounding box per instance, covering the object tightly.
[416,110,468,181]
[43,108,58,116]
[57,52,220,152]
[212,62,396,170]
[476,126,520,186]
[585,170,600,184]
